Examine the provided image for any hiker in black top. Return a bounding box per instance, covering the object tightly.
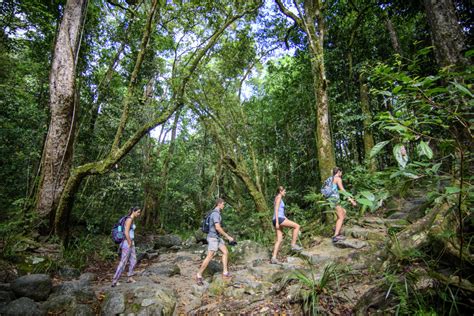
[195,198,234,285]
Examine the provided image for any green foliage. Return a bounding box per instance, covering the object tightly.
[279,261,340,315]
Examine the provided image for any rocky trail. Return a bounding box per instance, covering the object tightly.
[0,193,429,315]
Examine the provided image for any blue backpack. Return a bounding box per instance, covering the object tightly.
[320,176,335,198]
[111,216,129,244]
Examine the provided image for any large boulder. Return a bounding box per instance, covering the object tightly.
[230,240,270,265]
[40,294,93,316]
[101,292,125,316]
[144,263,181,277]
[1,297,43,316]
[154,234,182,248]
[11,274,52,301]
[102,284,177,316]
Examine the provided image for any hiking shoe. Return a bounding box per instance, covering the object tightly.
[270,257,282,264]
[332,235,345,242]
[291,244,303,251]
[195,275,204,286]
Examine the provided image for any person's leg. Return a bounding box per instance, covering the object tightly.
[197,251,215,277]
[127,244,137,282]
[112,244,131,285]
[197,237,218,279]
[271,228,283,260]
[334,205,346,237]
[280,219,301,247]
[218,242,229,275]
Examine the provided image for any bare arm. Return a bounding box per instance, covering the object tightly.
[215,223,233,241]
[335,177,356,205]
[124,218,132,246]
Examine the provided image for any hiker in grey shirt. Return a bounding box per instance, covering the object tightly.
[196,198,234,285]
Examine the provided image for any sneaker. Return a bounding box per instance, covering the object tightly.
[291,244,303,251]
[195,275,204,286]
[332,235,345,242]
[270,257,282,264]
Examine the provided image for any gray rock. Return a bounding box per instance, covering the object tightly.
[73,304,95,316]
[50,280,95,301]
[145,251,159,260]
[0,283,11,291]
[183,236,197,248]
[144,263,181,277]
[203,260,222,277]
[154,234,182,248]
[0,290,15,305]
[333,239,368,249]
[101,292,125,316]
[231,240,270,265]
[11,274,52,301]
[78,273,96,285]
[40,294,75,314]
[58,267,80,279]
[1,297,43,316]
[130,285,177,316]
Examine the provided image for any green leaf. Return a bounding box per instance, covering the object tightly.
[417,141,433,159]
[393,144,408,168]
[392,86,402,94]
[402,172,418,179]
[356,198,373,207]
[445,187,460,194]
[369,140,390,159]
[431,163,442,173]
[450,81,473,98]
[360,191,375,201]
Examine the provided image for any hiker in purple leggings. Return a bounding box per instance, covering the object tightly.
[111,206,141,287]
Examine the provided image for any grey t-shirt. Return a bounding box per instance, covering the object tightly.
[208,208,221,238]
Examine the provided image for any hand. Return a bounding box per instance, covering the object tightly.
[228,236,234,242]
[349,198,357,206]
[276,223,280,229]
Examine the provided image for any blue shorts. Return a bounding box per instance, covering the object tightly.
[272,217,287,227]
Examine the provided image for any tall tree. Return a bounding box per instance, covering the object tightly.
[35,0,88,224]
[423,0,467,68]
[275,0,336,181]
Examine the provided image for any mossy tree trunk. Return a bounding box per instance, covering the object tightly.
[35,0,88,226]
[359,75,376,171]
[275,0,335,182]
[423,0,467,68]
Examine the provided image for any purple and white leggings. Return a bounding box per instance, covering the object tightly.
[112,241,136,284]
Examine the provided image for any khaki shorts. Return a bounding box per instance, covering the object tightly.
[207,237,224,252]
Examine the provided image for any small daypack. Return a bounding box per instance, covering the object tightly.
[201,210,219,233]
[111,216,129,244]
[320,176,335,198]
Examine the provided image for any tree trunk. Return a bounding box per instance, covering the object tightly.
[275,0,336,181]
[359,75,376,171]
[223,156,268,213]
[423,0,467,68]
[155,108,181,228]
[35,0,88,224]
[385,17,402,55]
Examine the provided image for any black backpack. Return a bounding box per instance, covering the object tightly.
[201,210,219,233]
[320,176,335,198]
